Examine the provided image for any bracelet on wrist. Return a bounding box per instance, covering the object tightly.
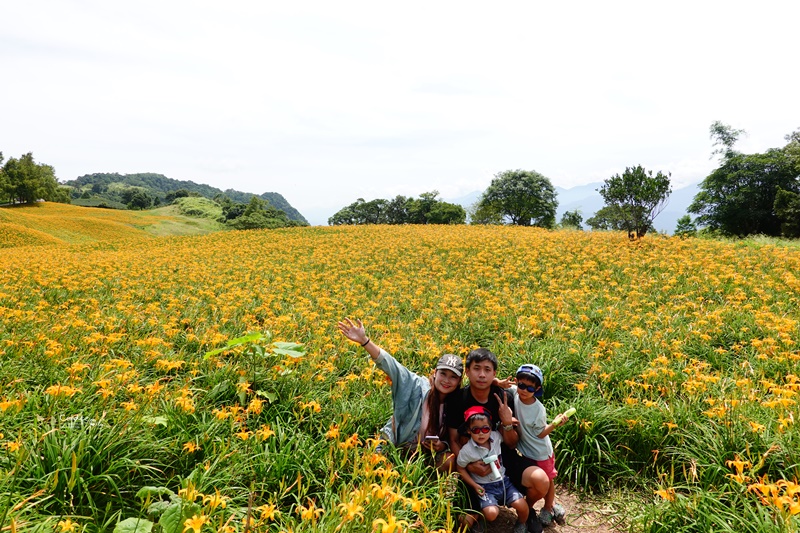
[360,338,370,347]
[502,424,515,431]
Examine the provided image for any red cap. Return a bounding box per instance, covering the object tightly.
[464,405,491,423]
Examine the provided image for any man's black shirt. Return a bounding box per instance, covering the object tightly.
[445,384,516,434]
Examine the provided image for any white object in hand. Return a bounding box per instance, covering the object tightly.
[553,407,577,425]
[483,454,502,481]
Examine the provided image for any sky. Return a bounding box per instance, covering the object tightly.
[2,1,798,225]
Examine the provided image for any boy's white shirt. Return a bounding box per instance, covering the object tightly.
[457,430,505,485]
[510,385,554,461]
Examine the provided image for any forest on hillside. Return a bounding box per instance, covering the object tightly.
[64,172,308,224]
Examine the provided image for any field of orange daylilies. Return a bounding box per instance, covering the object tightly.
[1,203,799,532]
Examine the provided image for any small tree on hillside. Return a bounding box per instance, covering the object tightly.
[560,209,583,229]
[126,190,154,210]
[598,165,671,238]
[477,169,557,227]
[585,206,630,231]
[674,215,697,238]
[426,201,466,224]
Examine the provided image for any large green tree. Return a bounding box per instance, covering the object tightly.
[597,165,671,238]
[689,149,798,236]
[476,169,557,227]
[709,120,746,161]
[468,200,504,225]
[774,187,800,238]
[1,152,61,204]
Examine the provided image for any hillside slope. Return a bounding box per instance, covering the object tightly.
[63,172,308,224]
[0,202,225,248]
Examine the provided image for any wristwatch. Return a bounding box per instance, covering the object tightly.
[502,423,514,431]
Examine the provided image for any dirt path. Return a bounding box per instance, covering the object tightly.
[484,485,628,533]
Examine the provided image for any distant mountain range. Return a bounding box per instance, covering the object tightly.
[446,181,701,234]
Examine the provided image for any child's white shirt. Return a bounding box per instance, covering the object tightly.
[456,430,505,485]
[510,385,554,461]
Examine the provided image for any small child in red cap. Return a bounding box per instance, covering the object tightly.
[456,406,529,533]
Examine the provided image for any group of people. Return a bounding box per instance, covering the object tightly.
[338,319,571,533]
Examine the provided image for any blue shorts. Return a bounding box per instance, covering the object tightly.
[477,476,524,509]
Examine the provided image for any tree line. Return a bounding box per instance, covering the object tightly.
[0,156,306,231]
[328,192,466,225]
[7,120,799,237]
[330,168,670,237]
[686,122,800,237]
[0,152,71,205]
[66,172,307,223]
[330,122,800,239]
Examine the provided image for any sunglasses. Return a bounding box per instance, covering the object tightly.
[518,384,538,393]
[469,426,492,434]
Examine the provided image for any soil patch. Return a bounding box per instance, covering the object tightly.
[483,485,628,533]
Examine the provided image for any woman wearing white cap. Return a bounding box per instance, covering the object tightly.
[338,318,463,472]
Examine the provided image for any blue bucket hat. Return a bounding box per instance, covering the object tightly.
[516,364,544,398]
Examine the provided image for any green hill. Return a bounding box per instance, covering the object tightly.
[63,172,308,224]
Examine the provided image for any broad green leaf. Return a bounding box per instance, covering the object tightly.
[255,390,277,403]
[272,341,303,350]
[226,331,266,346]
[158,503,183,533]
[147,500,172,516]
[204,346,229,358]
[272,348,305,357]
[114,518,154,533]
[136,486,176,500]
[204,331,269,358]
[142,416,168,427]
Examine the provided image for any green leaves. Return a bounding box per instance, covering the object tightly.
[205,332,267,356]
[158,503,185,533]
[136,486,177,500]
[114,518,154,533]
[477,169,557,227]
[272,342,305,357]
[204,332,305,359]
[0,152,60,204]
[142,416,168,427]
[690,149,798,236]
[598,165,671,237]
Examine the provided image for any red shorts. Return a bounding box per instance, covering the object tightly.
[518,454,558,481]
[536,455,558,480]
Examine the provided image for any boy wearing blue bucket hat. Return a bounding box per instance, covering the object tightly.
[503,364,569,528]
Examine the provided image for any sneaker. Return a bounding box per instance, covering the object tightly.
[539,508,553,527]
[552,503,566,526]
[513,522,527,533]
[527,510,544,533]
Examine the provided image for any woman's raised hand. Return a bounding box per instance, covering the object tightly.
[337,318,368,345]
